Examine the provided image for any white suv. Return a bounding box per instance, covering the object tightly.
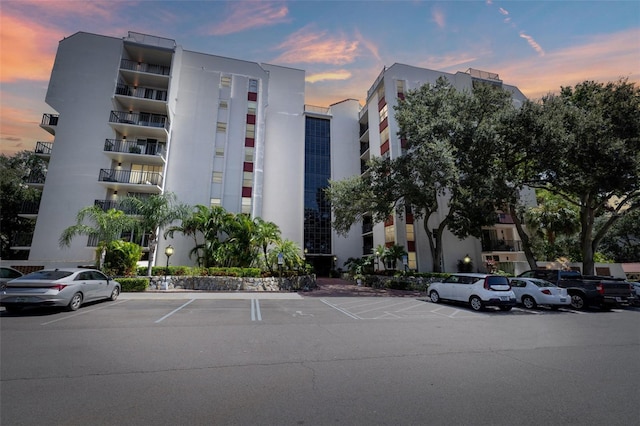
[428,273,516,311]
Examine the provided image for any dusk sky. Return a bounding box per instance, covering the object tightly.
[1,0,639,156]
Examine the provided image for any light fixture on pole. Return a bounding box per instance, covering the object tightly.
[402,254,408,272]
[463,254,471,264]
[164,245,174,290]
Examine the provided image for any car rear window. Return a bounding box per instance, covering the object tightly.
[486,276,509,286]
[15,270,73,280]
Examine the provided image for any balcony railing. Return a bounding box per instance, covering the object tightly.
[94,199,140,215]
[34,141,53,155]
[25,173,46,184]
[481,239,522,252]
[20,200,41,215]
[41,113,59,126]
[12,232,33,247]
[120,59,170,76]
[88,231,150,248]
[360,143,370,155]
[99,169,163,186]
[109,111,169,130]
[115,83,168,101]
[104,139,166,157]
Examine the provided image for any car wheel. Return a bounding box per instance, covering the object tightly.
[429,290,440,303]
[522,295,537,309]
[499,306,513,311]
[67,292,83,311]
[570,293,586,310]
[469,296,483,311]
[110,286,120,301]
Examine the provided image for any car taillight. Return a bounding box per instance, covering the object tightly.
[596,283,605,295]
[50,284,68,291]
[541,289,551,295]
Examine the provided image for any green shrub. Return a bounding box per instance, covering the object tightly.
[117,277,149,292]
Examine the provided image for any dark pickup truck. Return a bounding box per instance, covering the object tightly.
[518,269,634,310]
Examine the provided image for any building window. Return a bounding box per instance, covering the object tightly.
[221,75,232,88]
[244,147,254,162]
[243,171,253,187]
[211,198,221,207]
[217,122,227,132]
[248,79,258,93]
[247,101,257,115]
[379,104,388,123]
[245,123,255,139]
[215,147,224,157]
[396,80,405,97]
[219,100,228,109]
[212,171,223,184]
[406,224,414,242]
[385,225,395,244]
[241,197,251,214]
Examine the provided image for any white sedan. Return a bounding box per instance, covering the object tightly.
[509,277,571,309]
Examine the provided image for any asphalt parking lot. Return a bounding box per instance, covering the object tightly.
[2,294,639,425]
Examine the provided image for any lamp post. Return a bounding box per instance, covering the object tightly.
[402,254,408,272]
[164,245,174,290]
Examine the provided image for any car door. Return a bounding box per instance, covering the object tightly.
[74,271,99,301]
[89,270,111,299]
[509,279,527,301]
[438,276,459,300]
[454,276,476,302]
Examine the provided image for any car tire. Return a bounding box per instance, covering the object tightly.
[67,292,83,311]
[429,291,440,303]
[110,286,120,301]
[469,296,483,311]
[522,295,537,309]
[570,293,586,310]
[499,306,513,311]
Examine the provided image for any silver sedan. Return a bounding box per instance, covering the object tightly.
[1,268,120,313]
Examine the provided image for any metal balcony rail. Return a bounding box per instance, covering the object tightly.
[25,173,46,184]
[94,199,141,215]
[109,111,169,130]
[41,113,59,126]
[99,169,163,186]
[34,141,53,155]
[104,139,166,156]
[304,105,330,115]
[12,232,33,247]
[360,143,370,155]
[20,200,41,215]
[124,31,176,49]
[87,231,150,248]
[120,59,170,76]
[115,83,168,101]
[481,239,522,252]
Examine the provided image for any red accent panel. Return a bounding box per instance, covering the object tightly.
[397,93,405,100]
[245,138,255,147]
[380,140,389,155]
[246,114,256,124]
[243,162,253,172]
[248,92,257,101]
[378,97,386,111]
[384,215,394,226]
[242,187,252,197]
[407,241,416,252]
[406,214,414,224]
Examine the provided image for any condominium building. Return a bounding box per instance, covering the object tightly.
[12,31,532,275]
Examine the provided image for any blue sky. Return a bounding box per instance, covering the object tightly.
[1,0,639,156]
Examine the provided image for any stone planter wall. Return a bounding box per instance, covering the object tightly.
[148,275,316,292]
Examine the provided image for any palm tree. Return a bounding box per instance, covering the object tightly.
[220,213,256,267]
[268,239,305,271]
[384,244,408,270]
[373,244,388,271]
[119,192,189,276]
[59,206,137,268]
[252,217,281,272]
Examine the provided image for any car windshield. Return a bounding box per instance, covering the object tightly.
[15,270,73,281]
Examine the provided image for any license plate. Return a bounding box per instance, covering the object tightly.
[15,297,28,302]
[500,296,509,301]
[560,298,566,302]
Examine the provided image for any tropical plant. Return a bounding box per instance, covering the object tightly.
[268,239,305,272]
[59,206,137,268]
[252,217,282,272]
[119,192,190,276]
[384,244,408,270]
[103,240,142,276]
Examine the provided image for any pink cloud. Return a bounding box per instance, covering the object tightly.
[432,7,446,29]
[306,70,352,84]
[205,2,290,35]
[272,26,359,65]
[519,32,545,57]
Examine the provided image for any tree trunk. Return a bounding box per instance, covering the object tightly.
[510,204,537,270]
[423,216,441,272]
[147,234,157,277]
[580,201,596,276]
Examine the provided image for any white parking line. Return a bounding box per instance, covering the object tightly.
[320,299,361,319]
[251,298,262,321]
[41,299,129,326]
[154,299,195,323]
[353,299,419,315]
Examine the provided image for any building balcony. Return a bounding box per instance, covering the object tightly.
[362,223,373,235]
[98,168,163,194]
[25,172,46,189]
[119,58,170,88]
[11,232,33,250]
[34,141,53,158]
[360,142,370,156]
[94,199,140,215]
[114,83,168,115]
[108,111,169,139]
[18,200,41,219]
[40,114,59,135]
[103,139,166,165]
[481,239,522,252]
